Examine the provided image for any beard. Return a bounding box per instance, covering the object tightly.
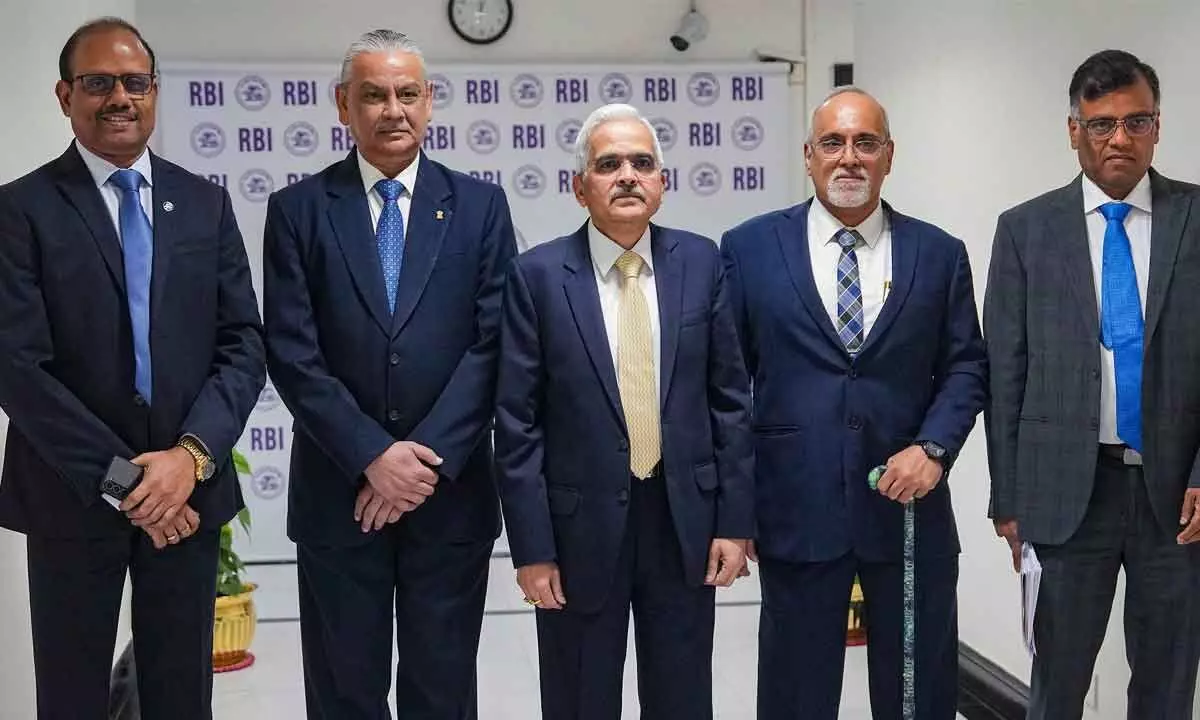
[826,176,871,208]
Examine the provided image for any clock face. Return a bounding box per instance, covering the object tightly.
[448,0,514,45]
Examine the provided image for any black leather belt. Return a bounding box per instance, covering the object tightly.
[1099,444,1143,466]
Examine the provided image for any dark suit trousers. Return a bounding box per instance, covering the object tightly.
[1029,456,1200,720]
[535,476,716,720]
[758,550,959,720]
[26,528,219,720]
[296,521,492,720]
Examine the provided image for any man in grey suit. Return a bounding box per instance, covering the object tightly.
[985,49,1200,720]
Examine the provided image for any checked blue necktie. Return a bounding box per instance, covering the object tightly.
[1098,201,1143,452]
[374,178,406,313]
[835,228,865,354]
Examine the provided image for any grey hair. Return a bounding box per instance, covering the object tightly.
[574,103,665,175]
[339,29,425,84]
[808,86,891,143]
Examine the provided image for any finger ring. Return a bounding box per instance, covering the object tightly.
[523,597,542,606]
[166,534,179,542]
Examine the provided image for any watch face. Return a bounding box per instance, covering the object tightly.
[923,442,946,459]
[448,0,514,44]
[200,460,216,481]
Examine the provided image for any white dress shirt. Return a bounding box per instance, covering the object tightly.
[588,221,661,402]
[1082,172,1153,446]
[807,199,892,338]
[75,139,155,241]
[358,150,420,234]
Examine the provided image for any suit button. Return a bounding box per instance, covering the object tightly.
[848,368,858,379]
[133,394,146,407]
[848,416,862,430]
[618,440,629,452]
[390,353,400,366]
[1089,418,1099,430]
[617,488,629,506]
[388,410,401,422]
[1091,369,1101,379]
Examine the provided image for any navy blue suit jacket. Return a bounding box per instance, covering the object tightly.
[721,200,986,563]
[264,151,516,547]
[0,144,265,538]
[494,223,754,614]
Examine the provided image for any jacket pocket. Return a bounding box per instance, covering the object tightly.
[546,486,580,516]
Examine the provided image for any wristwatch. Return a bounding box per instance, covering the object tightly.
[177,436,215,483]
[918,440,950,469]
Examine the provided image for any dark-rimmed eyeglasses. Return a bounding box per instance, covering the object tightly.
[73,73,156,97]
[1076,112,1157,140]
[813,136,887,158]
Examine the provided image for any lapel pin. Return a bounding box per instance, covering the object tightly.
[162,201,175,212]
[435,210,445,221]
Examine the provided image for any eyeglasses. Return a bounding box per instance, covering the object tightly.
[74,73,155,97]
[590,153,659,176]
[358,85,427,106]
[813,136,888,158]
[1077,112,1157,140]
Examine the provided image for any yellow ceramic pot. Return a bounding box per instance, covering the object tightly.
[213,583,257,668]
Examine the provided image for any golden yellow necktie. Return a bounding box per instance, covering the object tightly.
[614,251,661,479]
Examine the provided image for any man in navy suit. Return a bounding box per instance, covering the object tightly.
[495,103,754,720]
[0,18,265,719]
[263,29,516,719]
[722,88,987,719]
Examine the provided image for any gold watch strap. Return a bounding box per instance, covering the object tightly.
[177,437,208,483]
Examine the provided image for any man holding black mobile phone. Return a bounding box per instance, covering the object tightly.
[0,17,264,720]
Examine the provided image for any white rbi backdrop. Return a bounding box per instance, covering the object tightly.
[157,61,790,616]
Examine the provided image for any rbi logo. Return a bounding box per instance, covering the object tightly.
[250,466,286,500]
[687,72,720,106]
[429,74,453,109]
[284,121,319,156]
[512,165,546,199]
[467,120,501,154]
[689,163,721,196]
[190,122,225,158]
[556,119,582,153]
[235,75,271,111]
[732,116,764,151]
[599,73,633,103]
[510,74,544,108]
[650,118,677,151]
[255,383,282,413]
[239,169,275,203]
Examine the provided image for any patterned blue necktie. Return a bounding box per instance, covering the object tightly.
[109,169,153,403]
[835,228,865,354]
[374,178,406,314]
[1098,202,1143,452]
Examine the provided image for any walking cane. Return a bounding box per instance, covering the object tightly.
[869,465,916,720]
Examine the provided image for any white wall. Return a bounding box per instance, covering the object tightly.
[0,3,137,717]
[855,0,1200,717]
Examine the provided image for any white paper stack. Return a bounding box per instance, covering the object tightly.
[1020,542,1042,657]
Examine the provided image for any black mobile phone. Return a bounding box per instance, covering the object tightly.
[101,457,144,509]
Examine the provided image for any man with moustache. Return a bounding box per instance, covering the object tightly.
[494,103,753,719]
[262,29,516,719]
[0,17,265,718]
[721,87,987,719]
[985,50,1200,719]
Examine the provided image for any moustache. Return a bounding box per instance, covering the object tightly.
[98,108,137,121]
[832,173,867,182]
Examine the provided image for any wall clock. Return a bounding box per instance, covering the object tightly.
[448,0,514,45]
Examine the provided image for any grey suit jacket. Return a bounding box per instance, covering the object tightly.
[984,169,1200,545]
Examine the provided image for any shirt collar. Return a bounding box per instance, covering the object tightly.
[811,197,886,248]
[1081,171,1152,215]
[76,139,153,190]
[358,150,421,198]
[588,221,654,278]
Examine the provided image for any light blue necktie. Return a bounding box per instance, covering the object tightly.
[1098,202,1143,452]
[110,169,153,403]
[374,179,406,314]
[835,228,865,354]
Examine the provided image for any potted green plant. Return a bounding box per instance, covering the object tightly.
[212,449,257,670]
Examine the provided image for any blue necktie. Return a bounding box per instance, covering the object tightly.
[835,228,865,354]
[374,179,406,313]
[1098,202,1142,452]
[110,169,153,403]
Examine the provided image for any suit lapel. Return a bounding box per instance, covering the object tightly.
[776,201,845,351]
[52,145,125,294]
[1145,169,1191,343]
[859,204,917,354]
[1049,177,1099,338]
[391,155,452,337]
[149,154,180,318]
[562,224,625,430]
[326,151,392,334]
[652,225,683,408]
